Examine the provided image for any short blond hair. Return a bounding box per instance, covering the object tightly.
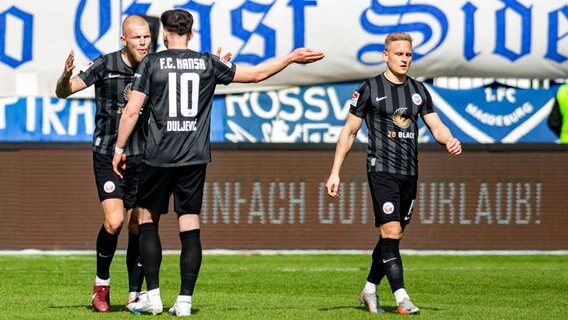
[385,32,413,51]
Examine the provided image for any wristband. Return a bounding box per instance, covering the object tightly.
[114,146,124,154]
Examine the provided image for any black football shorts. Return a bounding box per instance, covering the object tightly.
[93,152,142,209]
[137,163,207,215]
[367,171,417,227]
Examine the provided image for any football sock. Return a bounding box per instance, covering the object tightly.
[147,288,162,303]
[128,291,140,303]
[363,281,377,294]
[95,276,110,286]
[139,223,162,291]
[95,225,118,280]
[176,295,192,303]
[127,233,144,292]
[179,229,202,296]
[394,288,410,305]
[367,237,386,285]
[380,238,404,293]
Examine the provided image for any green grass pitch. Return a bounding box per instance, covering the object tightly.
[0,253,566,319]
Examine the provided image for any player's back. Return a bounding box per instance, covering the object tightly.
[133,49,235,167]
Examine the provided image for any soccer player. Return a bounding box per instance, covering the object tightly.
[55,15,151,312]
[325,32,461,315]
[111,8,324,316]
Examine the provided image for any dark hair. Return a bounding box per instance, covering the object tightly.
[160,9,193,35]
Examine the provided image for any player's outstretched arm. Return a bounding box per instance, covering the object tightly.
[55,50,87,98]
[232,47,324,83]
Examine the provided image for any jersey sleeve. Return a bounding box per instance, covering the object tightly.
[420,86,436,116]
[77,55,106,87]
[349,81,371,119]
[132,55,152,95]
[210,54,236,85]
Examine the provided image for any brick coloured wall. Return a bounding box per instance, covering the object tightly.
[0,145,566,250]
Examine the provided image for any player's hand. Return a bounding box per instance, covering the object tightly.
[325,174,340,198]
[446,137,462,156]
[62,50,76,77]
[215,47,233,63]
[112,152,127,179]
[290,48,325,64]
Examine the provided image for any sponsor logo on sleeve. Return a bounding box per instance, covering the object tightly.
[351,91,360,106]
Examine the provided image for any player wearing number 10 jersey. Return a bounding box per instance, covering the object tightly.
[133,49,233,167]
[112,9,324,316]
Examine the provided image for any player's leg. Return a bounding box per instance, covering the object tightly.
[393,176,420,315]
[124,155,145,304]
[171,214,201,316]
[169,164,206,317]
[359,172,400,313]
[98,199,126,279]
[125,208,144,304]
[126,164,171,315]
[92,152,126,312]
[368,172,405,304]
[360,237,386,313]
[129,208,163,315]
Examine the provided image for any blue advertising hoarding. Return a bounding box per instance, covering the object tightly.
[0,82,560,144]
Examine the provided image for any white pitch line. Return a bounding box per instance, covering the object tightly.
[1,249,567,256]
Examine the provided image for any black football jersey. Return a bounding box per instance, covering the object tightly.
[132,49,236,167]
[350,73,436,176]
[78,50,145,156]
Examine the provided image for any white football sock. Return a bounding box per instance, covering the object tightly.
[363,281,377,294]
[128,291,140,302]
[147,288,161,302]
[394,288,409,304]
[176,295,192,303]
[95,276,110,286]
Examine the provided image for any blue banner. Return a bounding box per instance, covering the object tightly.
[426,85,559,143]
[1,1,567,97]
[0,97,94,142]
[0,83,559,144]
[216,82,368,143]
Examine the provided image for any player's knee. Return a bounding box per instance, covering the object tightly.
[104,219,124,234]
[380,223,403,240]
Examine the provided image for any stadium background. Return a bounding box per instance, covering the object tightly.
[0,0,566,250]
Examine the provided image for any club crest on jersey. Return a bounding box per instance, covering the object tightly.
[104,181,116,193]
[412,93,423,105]
[382,202,394,215]
[351,91,360,106]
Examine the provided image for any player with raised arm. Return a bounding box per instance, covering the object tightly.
[112,8,324,316]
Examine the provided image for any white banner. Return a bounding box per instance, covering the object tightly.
[1,0,567,97]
